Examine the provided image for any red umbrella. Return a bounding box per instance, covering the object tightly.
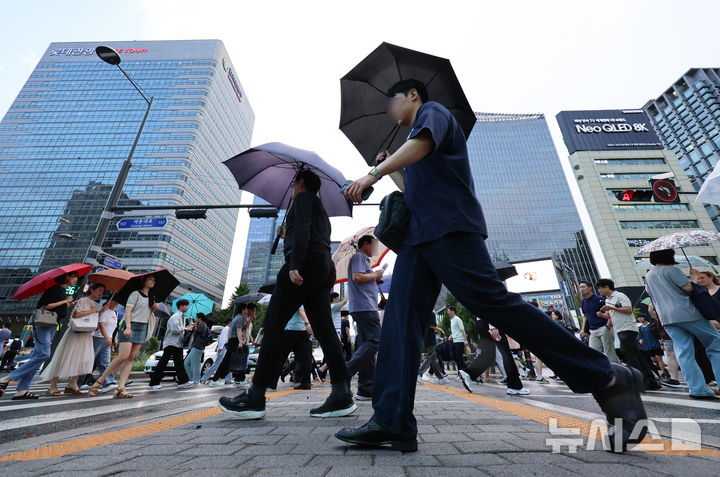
[12,263,92,300]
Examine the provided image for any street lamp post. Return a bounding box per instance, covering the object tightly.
[85,46,154,267]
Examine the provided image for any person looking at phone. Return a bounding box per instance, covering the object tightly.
[596,279,660,390]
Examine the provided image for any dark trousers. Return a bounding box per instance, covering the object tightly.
[617,330,657,386]
[149,345,189,386]
[279,330,313,386]
[418,343,445,378]
[1,350,17,371]
[345,310,380,397]
[466,333,523,390]
[371,232,614,435]
[212,338,244,382]
[253,254,349,389]
[451,342,467,371]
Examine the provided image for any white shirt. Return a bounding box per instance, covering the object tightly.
[606,290,636,334]
[92,308,118,339]
[450,316,465,343]
[217,325,229,350]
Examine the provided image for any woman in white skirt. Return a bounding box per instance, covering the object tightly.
[41,283,106,396]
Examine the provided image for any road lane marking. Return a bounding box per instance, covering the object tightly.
[0,389,296,461]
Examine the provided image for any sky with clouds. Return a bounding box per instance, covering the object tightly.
[1,0,719,303]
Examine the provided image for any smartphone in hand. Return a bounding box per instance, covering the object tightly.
[340,180,373,201]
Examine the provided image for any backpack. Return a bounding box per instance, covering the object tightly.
[374,191,411,252]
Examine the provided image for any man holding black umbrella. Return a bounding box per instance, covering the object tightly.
[337,78,647,453]
[219,169,356,419]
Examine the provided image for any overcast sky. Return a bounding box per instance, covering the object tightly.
[2,0,718,304]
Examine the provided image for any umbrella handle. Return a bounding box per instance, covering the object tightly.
[271,234,281,255]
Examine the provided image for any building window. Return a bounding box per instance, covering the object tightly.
[612,203,691,212]
[619,220,699,230]
[600,173,661,181]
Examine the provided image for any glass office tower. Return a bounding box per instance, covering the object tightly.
[241,197,287,293]
[0,40,254,321]
[643,68,720,230]
[467,112,599,284]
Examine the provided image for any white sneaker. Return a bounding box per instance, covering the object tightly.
[459,370,473,393]
[507,387,530,395]
[437,377,449,385]
[177,382,194,389]
[98,383,117,394]
[234,380,250,389]
[208,380,224,387]
[148,384,162,391]
[416,375,424,384]
[80,384,91,391]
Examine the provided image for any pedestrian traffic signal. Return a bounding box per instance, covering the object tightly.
[175,209,207,220]
[248,207,279,218]
[615,189,653,202]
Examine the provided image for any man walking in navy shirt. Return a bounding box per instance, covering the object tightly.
[338,79,647,453]
[579,280,619,363]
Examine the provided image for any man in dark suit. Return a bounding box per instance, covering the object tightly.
[219,169,355,419]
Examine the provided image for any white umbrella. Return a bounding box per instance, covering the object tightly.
[332,226,389,284]
[697,165,720,206]
[635,255,715,270]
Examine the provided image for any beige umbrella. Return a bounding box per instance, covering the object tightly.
[333,226,389,284]
[87,269,134,293]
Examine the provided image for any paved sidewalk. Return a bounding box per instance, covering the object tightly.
[1,381,719,476]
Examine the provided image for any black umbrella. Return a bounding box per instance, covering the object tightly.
[114,269,180,306]
[340,42,475,165]
[234,293,266,305]
[258,280,276,294]
[493,262,518,282]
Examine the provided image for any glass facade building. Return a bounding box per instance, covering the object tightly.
[467,112,599,284]
[643,68,720,230]
[0,40,254,321]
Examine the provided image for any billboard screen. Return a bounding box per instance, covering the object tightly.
[556,109,663,154]
[505,259,561,294]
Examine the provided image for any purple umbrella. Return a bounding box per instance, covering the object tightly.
[223,142,352,218]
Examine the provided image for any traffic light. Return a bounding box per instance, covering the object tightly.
[175,209,207,220]
[615,189,653,202]
[248,207,279,218]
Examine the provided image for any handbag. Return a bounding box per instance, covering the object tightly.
[32,307,58,328]
[228,347,249,372]
[690,282,720,321]
[69,300,99,332]
[374,191,411,252]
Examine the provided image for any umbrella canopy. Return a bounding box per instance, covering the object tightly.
[635,255,716,270]
[223,142,352,218]
[258,294,272,304]
[87,269,134,293]
[12,263,92,300]
[697,164,720,206]
[637,230,720,255]
[333,227,390,284]
[493,262,519,281]
[258,279,276,294]
[154,302,171,318]
[172,293,214,319]
[234,293,266,305]
[114,269,180,306]
[340,42,475,165]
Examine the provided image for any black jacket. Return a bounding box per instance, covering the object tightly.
[283,191,331,269]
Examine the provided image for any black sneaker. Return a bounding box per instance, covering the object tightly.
[218,391,266,419]
[310,393,357,418]
[335,419,417,452]
[645,380,662,391]
[659,378,682,388]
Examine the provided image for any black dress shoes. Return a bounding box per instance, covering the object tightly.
[592,363,648,452]
[335,419,418,452]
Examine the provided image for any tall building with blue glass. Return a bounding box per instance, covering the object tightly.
[643,68,720,230]
[241,197,287,293]
[467,112,599,284]
[0,40,254,320]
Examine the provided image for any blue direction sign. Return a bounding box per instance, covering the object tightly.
[116,217,167,230]
[103,257,123,269]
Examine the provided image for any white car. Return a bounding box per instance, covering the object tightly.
[144,340,219,379]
